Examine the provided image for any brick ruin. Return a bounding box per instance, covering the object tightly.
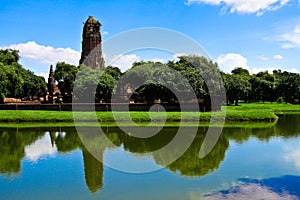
[79,16,105,69]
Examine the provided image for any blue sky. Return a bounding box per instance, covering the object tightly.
[1,0,300,79]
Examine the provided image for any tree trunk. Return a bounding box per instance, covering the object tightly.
[235,99,239,106]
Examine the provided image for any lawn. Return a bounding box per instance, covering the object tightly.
[1,102,298,124]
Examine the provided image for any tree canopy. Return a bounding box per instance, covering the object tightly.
[0,49,46,103]
[1,48,300,106]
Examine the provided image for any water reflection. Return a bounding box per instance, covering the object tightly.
[25,133,57,162]
[203,175,300,200]
[0,129,43,175]
[0,114,300,194]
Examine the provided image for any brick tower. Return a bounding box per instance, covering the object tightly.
[79,16,105,69]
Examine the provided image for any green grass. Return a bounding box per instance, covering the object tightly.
[0,102,299,125]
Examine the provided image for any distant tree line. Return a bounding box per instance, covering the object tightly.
[0,49,46,103]
[0,48,300,105]
[223,67,300,105]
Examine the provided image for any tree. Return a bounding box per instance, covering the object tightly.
[249,71,276,103]
[104,66,122,80]
[231,67,250,76]
[96,72,117,102]
[123,61,193,103]
[223,74,251,105]
[0,49,46,103]
[274,70,300,103]
[170,55,224,98]
[73,65,118,103]
[0,49,20,65]
[54,62,78,102]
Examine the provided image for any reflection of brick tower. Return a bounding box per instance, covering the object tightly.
[79,16,105,69]
[82,149,103,193]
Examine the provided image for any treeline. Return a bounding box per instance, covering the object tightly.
[223,67,300,105]
[0,48,300,105]
[0,49,46,103]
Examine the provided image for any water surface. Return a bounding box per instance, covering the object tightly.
[0,114,300,199]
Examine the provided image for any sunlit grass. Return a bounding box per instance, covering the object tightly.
[0,102,299,124]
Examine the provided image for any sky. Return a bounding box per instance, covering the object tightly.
[1,0,300,80]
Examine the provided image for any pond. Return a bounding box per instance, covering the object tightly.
[0,114,300,199]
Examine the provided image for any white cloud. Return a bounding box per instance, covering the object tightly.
[3,41,81,65]
[104,53,141,72]
[217,53,295,74]
[186,0,290,16]
[273,54,283,60]
[290,68,299,73]
[1,41,142,72]
[38,72,49,81]
[281,22,300,49]
[258,55,269,61]
[216,53,249,73]
[173,53,187,59]
[281,43,295,49]
[147,57,167,63]
[102,31,109,35]
[251,67,276,74]
[25,133,57,162]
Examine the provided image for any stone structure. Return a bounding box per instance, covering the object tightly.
[79,16,105,69]
[46,65,61,103]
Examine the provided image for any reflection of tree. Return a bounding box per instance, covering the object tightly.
[2,115,300,192]
[165,132,229,177]
[53,128,82,153]
[121,127,177,153]
[0,128,42,175]
[273,114,300,138]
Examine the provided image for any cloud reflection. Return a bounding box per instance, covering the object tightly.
[285,147,300,170]
[25,132,57,162]
[203,183,298,200]
[202,175,300,200]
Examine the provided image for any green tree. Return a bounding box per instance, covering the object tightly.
[249,71,276,103]
[54,62,78,102]
[104,66,122,80]
[96,72,117,102]
[0,49,20,65]
[224,73,251,105]
[231,67,250,76]
[0,49,46,102]
[169,55,223,98]
[274,70,300,103]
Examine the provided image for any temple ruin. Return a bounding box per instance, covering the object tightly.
[79,16,105,69]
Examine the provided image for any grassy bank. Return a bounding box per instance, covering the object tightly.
[0,120,278,128]
[0,102,296,124]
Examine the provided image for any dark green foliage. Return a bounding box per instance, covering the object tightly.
[96,72,117,102]
[123,56,223,103]
[223,67,300,105]
[74,65,117,102]
[0,49,20,65]
[223,72,251,105]
[274,70,300,103]
[231,67,250,76]
[54,62,78,102]
[104,66,122,80]
[0,49,46,102]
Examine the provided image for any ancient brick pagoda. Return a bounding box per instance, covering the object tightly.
[79,16,105,69]
[46,65,61,103]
